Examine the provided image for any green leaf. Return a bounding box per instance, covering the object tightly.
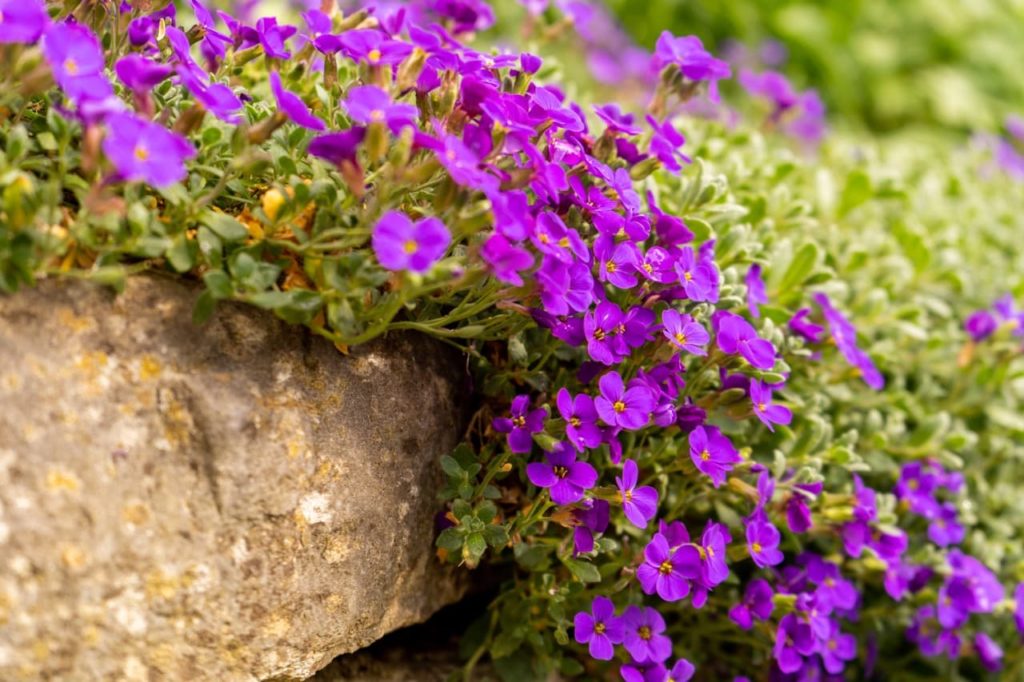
[192,290,217,325]
[200,211,249,242]
[490,629,524,659]
[562,557,601,583]
[440,454,463,478]
[482,524,508,548]
[777,242,820,296]
[436,528,463,552]
[838,169,872,217]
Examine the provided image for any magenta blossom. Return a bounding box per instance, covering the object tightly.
[557,388,603,452]
[493,394,547,454]
[595,371,655,431]
[713,311,777,370]
[371,210,450,273]
[661,309,709,355]
[615,459,659,528]
[621,605,672,664]
[746,516,784,568]
[0,0,48,44]
[636,532,701,602]
[729,578,774,629]
[42,22,114,103]
[526,442,598,505]
[480,233,533,285]
[689,425,741,488]
[344,85,418,131]
[102,113,195,188]
[749,380,792,431]
[573,596,623,660]
[270,71,325,130]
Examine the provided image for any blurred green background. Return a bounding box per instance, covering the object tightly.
[604,0,1024,134]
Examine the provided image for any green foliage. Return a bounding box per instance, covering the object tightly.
[606,0,1024,133]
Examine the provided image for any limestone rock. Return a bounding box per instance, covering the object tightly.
[0,275,468,681]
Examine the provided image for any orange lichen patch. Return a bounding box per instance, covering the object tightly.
[121,502,150,526]
[45,468,80,492]
[137,355,161,381]
[60,544,88,570]
[57,307,93,332]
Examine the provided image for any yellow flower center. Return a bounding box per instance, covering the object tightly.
[512,415,526,428]
[368,48,382,63]
[557,236,570,247]
[403,239,418,254]
[593,328,605,340]
[827,639,838,651]
[908,479,919,490]
[700,449,710,461]
[370,109,385,122]
[569,416,581,427]
[683,270,693,282]
[752,542,763,553]
[64,58,78,75]
[638,626,652,641]
[757,402,767,412]
[658,560,674,575]
[605,260,617,273]
[553,465,569,479]
[674,332,687,345]
[594,622,606,635]
[133,145,149,161]
[620,489,633,503]
[613,400,626,413]
[707,546,715,558]
[643,263,653,273]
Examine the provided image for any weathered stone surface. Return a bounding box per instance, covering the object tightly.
[0,275,468,681]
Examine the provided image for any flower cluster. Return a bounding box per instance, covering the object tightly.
[2,0,1022,680]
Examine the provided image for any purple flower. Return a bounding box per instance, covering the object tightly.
[595,238,640,290]
[746,264,768,317]
[666,659,695,682]
[813,293,884,389]
[256,17,295,60]
[595,371,654,431]
[750,380,792,431]
[621,605,672,664]
[0,0,49,44]
[480,233,534,286]
[646,115,690,173]
[807,559,858,611]
[928,502,964,547]
[573,596,624,661]
[620,662,667,682]
[616,459,659,528]
[746,517,784,568]
[557,388,603,452]
[974,632,1003,671]
[739,69,798,111]
[584,301,625,365]
[42,22,114,103]
[773,613,815,674]
[308,128,366,166]
[115,55,173,97]
[674,247,718,302]
[654,31,731,98]
[595,103,642,135]
[964,310,997,341]
[537,258,594,316]
[729,578,774,629]
[1014,583,1024,636]
[697,521,730,587]
[689,425,741,488]
[788,308,825,343]
[177,68,244,124]
[102,113,195,188]
[636,532,700,601]
[344,85,418,131]
[821,620,857,675]
[321,29,413,66]
[493,394,547,454]
[661,309,709,355]
[713,311,777,370]
[371,210,450,273]
[572,499,609,555]
[526,442,598,505]
[270,71,325,130]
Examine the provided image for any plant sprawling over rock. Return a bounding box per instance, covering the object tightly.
[0,1,1022,680]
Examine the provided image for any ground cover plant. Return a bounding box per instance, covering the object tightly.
[0,0,1022,680]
